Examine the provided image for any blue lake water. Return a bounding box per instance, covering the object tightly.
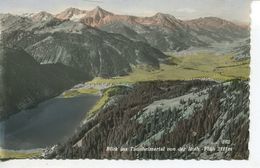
[0,94,99,150]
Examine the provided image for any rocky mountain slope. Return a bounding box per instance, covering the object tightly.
[232,38,250,60]
[0,44,91,119]
[185,17,248,43]
[1,13,166,77]
[46,80,249,160]
[54,7,249,52]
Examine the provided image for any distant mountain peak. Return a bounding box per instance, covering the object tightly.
[192,16,231,23]
[95,6,102,10]
[32,11,54,21]
[89,6,113,17]
[154,12,166,17]
[55,6,113,22]
[77,6,114,26]
[35,11,53,16]
[153,12,177,20]
[136,12,180,27]
[187,16,238,28]
[21,13,35,18]
[56,7,86,20]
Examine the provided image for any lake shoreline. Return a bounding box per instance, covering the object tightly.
[0,93,99,151]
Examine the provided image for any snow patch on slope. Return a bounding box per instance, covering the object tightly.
[70,13,86,22]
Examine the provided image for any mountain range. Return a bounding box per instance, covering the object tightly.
[1,12,166,78]
[3,6,249,52]
[54,7,249,51]
[0,6,250,119]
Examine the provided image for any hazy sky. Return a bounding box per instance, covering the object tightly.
[0,0,252,22]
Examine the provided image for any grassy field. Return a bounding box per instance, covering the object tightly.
[86,86,126,118]
[62,88,99,98]
[63,52,250,121]
[88,52,250,84]
[0,149,41,159]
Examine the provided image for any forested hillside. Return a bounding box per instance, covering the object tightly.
[46,80,249,160]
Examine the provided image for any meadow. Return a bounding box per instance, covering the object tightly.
[0,149,41,159]
[88,52,250,84]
